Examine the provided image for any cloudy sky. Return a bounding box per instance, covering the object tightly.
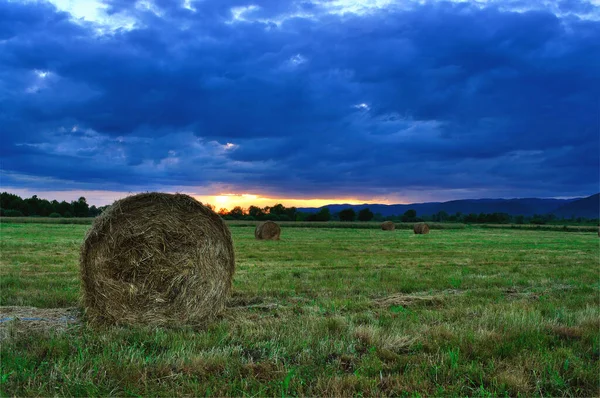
[1,0,599,208]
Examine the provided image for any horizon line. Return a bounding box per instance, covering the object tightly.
[1,189,596,211]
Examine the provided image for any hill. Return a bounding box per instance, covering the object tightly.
[552,194,599,219]
[298,194,599,218]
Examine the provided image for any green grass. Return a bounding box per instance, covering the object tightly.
[227,221,468,229]
[476,224,598,233]
[3,216,597,232]
[1,224,599,396]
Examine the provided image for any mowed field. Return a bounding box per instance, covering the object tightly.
[1,223,599,397]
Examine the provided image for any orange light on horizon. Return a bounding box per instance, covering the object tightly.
[192,193,391,211]
[0,187,405,209]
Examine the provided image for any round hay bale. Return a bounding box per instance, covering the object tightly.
[381,221,395,231]
[413,223,430,234]
[255,221,281,240]
[80,192,235,327]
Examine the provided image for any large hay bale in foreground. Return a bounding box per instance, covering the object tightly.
[80,192,235,327]
[381,221,395,231]
[414,223,430,234]
[255,221,281,240]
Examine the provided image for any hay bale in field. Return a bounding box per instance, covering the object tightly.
[255,221,281,240]
[381,221,395,231]
[413,223,430,234]
[80,192,235,327]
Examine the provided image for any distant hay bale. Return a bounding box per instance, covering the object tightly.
[80,192,235,327]
[413,223,430,234]
[381,221,395,231]
[255,221,281,240]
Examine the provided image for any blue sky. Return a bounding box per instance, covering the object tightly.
[1,0,599,207]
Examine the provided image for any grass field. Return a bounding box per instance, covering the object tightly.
[1,223,599,396]
[2,216,598,233]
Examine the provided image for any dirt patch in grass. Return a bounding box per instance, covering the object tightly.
[372,290,462,308]
[0,298,286,337]
[503,287,541,301]
[241,360,285,382]
[226,294,282,311]
[0,306,80,340]
[374,294,442,307]
[548,325,584,340]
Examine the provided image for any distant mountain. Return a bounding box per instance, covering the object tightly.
[298,194,599,218]
[552,194,599,219]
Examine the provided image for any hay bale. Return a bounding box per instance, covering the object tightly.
[413,223,430,234]
[381,221,395,231]
[255,221,281,240]
[80,192,235,327]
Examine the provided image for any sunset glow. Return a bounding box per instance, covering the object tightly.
[195,194,389,211]
[0,187,401,209]
[3,0,597,206]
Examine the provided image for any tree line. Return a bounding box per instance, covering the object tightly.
[219,206,596,225]
[1,192,596,225]
[0,192,105,218]
[218,205,375,222]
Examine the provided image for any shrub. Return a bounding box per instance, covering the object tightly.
[339,208,356,222]
[358,208,374,221]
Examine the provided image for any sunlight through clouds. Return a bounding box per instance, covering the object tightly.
[2,0,598,204]
[46,0,136,30]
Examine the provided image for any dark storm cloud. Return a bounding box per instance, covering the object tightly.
[1,0,598,199]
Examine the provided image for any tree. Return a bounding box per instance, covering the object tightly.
[1,192,22,211]
[317,207,331,221]
[39,200,53,216]
[285,206,297,221]
[530,214,547,225]
[248,205,265,220]
[264,213,280,221]
[491,212,510,224]
[88,205,101,217]
[401,209,417,222]
[358,208,374,221]
[339,208,356,222]
[477,213,488,223]
[463,213,477,223]
[229,206,245,219]
[72,197,89,217]
[270,204,286,216]
[295,212,308,221]
[433,210,449,222]
[307,207,331,221]
[58,201,72,217]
